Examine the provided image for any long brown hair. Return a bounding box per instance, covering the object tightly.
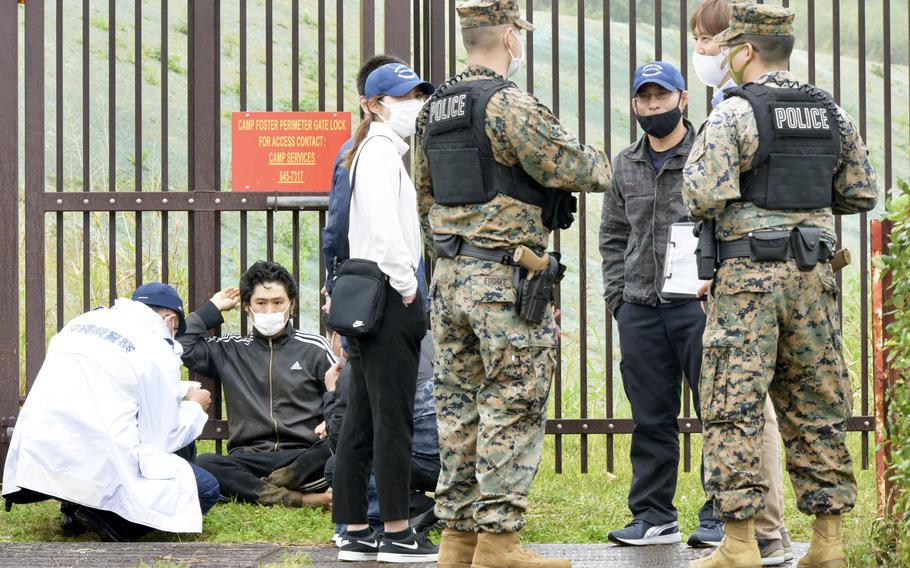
[342,96,383,170]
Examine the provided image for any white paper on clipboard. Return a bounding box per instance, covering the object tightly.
[661,222,702,299]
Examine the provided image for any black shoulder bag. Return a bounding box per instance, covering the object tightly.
[327,136,392,337]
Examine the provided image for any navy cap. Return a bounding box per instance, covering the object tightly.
[364,63,434,99]
[131,282,187,337]
[632,61,686,95]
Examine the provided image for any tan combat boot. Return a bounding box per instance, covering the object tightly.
[797,514,846,568]
[438,528,478,568]
[690,519,761,568]
[471,531,571,568]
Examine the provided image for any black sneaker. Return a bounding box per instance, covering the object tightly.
[687,518,725,548]
[72,506,130,542]
[409,505,440,536]
[60,503,85,537]
[608,519,681,546]
[337,529,382,562]
[376,529,440,563]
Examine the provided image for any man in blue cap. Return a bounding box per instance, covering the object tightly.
[599,61,723,547]
[2,283,218,541]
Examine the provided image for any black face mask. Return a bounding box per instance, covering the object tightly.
[636,96,683,138]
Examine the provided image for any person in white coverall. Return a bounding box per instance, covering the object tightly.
[2,282,219,541]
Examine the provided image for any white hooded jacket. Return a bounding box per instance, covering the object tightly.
[2,299,208,533]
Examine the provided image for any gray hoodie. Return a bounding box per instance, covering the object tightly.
[599,121,695,315]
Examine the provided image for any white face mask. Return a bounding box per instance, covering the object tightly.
[250,304,290,337]
[506,29,524,79]
[692,51,727,88]
[380,98,424,139]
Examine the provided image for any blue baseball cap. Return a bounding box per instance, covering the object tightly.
[364,63,434,99]
[131,282,187,336]
[632,61,686,95]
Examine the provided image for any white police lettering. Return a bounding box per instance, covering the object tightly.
[774,106,829,130]
[429,94,467,123]
[394,64,417,80]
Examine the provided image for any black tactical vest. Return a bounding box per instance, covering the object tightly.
[724,83,842,210]
[424,78,575,229]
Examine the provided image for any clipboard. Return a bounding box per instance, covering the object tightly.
[660,222,703,299]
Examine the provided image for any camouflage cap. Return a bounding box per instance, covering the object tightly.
[713,3,794,46]
[457,0,534,31]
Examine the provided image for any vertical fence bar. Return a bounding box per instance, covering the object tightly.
[362,0,376,62]
[385,1,412,64]
[337,0,344,110]
[213,0,223,455]
[56,0,64,330]
[429,0,445,87]
[525,1,532,95]
[858,0,869,470]
[239,0,248,323]
[82,0,91,313]
[807,0,815,84]
[629,0,636,142]
[883,0,892,198]
[161,0,170,283]
[578,0,588,474]
[266,0,275,261]
[550,1,562,474]
[679,0,693,474]
[0,0,20,469]
[604,0,614,474]
[109,0,117,305]
[832,0,842,314]
[292,0,302,323]
[654,0,661,61]
[447,0,455,77]
[25,0,47,390]
[135,0,144,286]
[318,0,326,111]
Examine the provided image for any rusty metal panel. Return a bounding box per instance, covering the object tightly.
[385,0,412,62]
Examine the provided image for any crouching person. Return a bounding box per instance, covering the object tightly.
[180,261,334,509]
[2,283,219,541]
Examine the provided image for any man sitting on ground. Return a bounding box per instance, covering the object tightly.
[3,283,219,541]
[180,261,334,509]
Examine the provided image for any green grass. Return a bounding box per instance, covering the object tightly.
[0,433,880,563]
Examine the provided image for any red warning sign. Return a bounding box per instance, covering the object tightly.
[231,111,352,192]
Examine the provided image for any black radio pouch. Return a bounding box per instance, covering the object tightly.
[749,230,791,261]
[790,226,827,271]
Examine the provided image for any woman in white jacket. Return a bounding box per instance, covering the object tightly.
[330,62,438,563]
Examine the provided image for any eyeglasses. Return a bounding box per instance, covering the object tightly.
[633,90,680,104]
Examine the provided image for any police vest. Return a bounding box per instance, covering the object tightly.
[724,83,842,210]
[424,78,575,229]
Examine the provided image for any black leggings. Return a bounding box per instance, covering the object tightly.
[331,284,426,524]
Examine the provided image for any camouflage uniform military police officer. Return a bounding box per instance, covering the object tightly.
[682,4,878,568]
[413,1,611,566]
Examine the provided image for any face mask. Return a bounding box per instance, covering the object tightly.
[725,44,751,85]
[506,30,524,79]
[250,304,290,337]
[692,51,727,88]
[380,98,424,139]
[635,94,683,138]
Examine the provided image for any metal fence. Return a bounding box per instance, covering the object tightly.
[1,0,905,477]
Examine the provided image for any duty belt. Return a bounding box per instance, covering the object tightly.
[434,234,515,265]
[719,237,832,262]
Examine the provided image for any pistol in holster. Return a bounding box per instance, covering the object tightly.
[511,245,566,324]
[694,219,719,280]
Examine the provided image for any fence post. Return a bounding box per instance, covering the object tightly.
[0,0,21,470]
[384,0,412,62]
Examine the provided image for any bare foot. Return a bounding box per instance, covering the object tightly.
[301,491,333,511]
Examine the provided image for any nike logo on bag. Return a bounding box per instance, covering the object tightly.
[290,361,302,370]
[352,320,365,328]
[392,541,419,550]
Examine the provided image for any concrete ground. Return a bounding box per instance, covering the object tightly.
[0,541,810,567]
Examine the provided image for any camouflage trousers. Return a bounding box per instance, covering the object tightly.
[701,258,857,520]
[430,257,557,533]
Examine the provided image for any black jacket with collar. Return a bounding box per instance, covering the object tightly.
[179,301,336,454]
[599,120,695,315]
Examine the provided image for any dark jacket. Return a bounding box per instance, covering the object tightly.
[599,120,695,315]
[179,301,336,454]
